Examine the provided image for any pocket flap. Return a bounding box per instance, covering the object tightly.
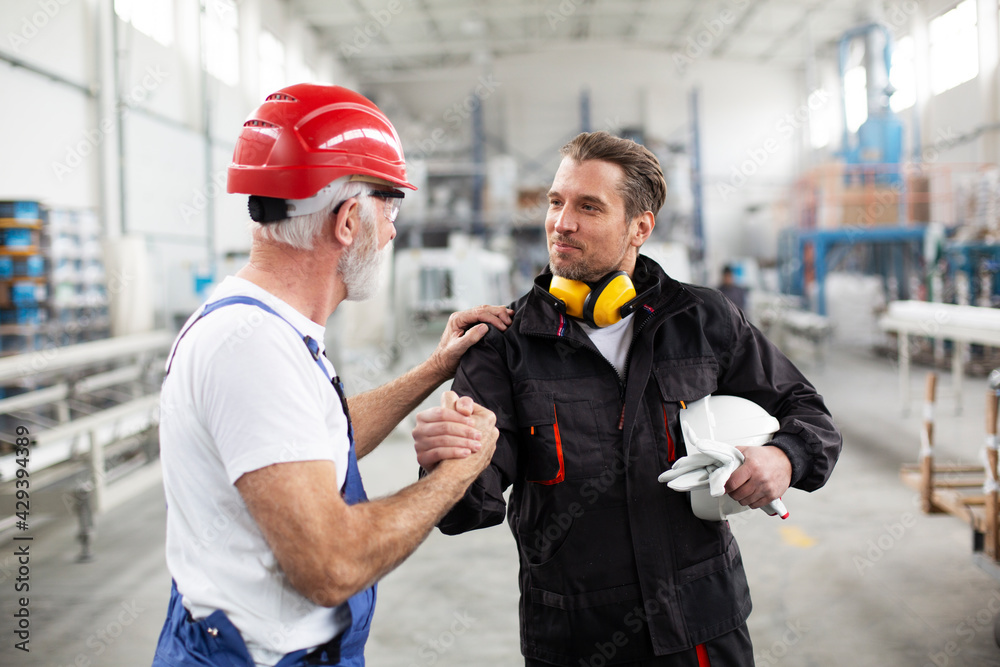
[653,358,719,402]
[515,392,556,425]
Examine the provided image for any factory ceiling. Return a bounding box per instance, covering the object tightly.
[291,0,893,81]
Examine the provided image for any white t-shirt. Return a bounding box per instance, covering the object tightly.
[580,313,635,380]
[160,276,350,666]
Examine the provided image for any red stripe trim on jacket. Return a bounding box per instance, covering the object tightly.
[662,404,675,462]
[696,643,711,667]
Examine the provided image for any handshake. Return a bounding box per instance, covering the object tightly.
[412,391,498,480]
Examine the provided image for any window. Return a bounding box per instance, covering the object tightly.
[929,0,978,95]
[890,35,915,111]
[844,65,868,133]
[204,0,240,86]
[809,89,830,149]
[114,0,174,47]
[259,31,287,101]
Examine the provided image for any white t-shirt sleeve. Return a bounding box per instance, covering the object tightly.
[196,313,343,484]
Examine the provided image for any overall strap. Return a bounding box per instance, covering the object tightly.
[165,295,331,381]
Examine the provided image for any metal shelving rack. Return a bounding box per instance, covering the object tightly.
[0,201,47,357]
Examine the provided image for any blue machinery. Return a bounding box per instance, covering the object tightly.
[779,226,927,316]
[943,241,1000,307]
[780,227,1000,316]
[777,24,925,316]
[837,23,904,185]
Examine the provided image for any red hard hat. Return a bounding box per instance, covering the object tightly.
[227,83,417,199]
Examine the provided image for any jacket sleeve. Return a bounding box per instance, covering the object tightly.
[436,328,519,535]
[713,294,842,491]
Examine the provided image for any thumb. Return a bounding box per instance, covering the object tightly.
[458,323,488,347]
[454,395,475,416]
[440,390,459,410]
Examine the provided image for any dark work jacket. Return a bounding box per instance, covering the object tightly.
[439,255,842,665]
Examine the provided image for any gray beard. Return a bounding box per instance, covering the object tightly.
[339,205,387,301]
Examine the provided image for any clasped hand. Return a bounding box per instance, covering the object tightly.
[413,391,497,472]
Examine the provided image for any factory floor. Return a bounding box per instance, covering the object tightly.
[5,341,1000,667]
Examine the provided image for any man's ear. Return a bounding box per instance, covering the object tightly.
[331,198,360,248]
[631,211,655,248]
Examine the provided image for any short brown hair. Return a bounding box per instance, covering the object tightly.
[560,131,667,222]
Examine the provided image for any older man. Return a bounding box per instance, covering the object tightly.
[430,131,842,666]
[152,84,508,667]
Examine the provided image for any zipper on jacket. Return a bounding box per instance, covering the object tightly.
[618,285,685,432]
[620,284,685,385]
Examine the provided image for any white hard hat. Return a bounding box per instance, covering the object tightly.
[680,395,780,521]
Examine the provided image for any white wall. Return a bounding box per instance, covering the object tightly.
[1,0,354,327]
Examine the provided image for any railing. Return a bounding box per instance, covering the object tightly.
[0,331,172,559]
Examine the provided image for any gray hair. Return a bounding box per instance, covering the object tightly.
[249,175,373,250]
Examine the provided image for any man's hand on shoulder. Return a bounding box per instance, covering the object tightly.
[427,305,514,381]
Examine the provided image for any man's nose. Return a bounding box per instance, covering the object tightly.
[553,208,577,234]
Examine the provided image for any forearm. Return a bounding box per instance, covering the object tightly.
[330,465,471,597]
[348,358,449,458]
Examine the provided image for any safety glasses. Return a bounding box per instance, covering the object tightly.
[333,190,405,222]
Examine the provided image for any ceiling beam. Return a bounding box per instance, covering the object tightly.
[295,0,690,28]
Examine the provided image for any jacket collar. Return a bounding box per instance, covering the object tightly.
[518,254,700,338]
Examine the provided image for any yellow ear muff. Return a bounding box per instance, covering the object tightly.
[584,272,637,327]
[548,272,637,328]
[548,275,591,320]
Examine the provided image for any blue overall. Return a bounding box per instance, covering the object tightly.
[152,296,376,667]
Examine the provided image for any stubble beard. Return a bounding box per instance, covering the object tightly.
[549,225,632,283]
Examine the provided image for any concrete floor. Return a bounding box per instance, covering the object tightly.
[4,341,1000,666]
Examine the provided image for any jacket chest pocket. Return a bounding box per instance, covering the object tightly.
[653,359,719,470]
[515,392,607,483]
